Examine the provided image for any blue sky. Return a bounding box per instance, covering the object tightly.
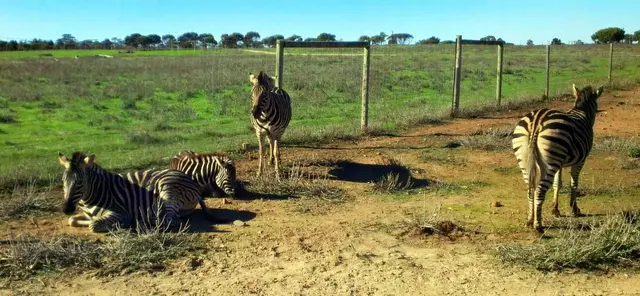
[0,0,638,45]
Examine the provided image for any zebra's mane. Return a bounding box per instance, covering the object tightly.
[173,150,232,163]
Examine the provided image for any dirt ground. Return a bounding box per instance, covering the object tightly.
[3,87,640,295]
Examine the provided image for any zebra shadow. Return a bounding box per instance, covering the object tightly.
[231,180,293,201]
[326,160,430,188]
[183,208,257,233]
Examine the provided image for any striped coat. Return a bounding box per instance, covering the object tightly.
[170,150,237,197]
[511,84,603,232]
[57,152,213,233]
[249,71,292,181]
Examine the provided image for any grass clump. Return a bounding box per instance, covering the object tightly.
[372,157,414,193]
[458,125,513,151]
[0,183,58,220]
[400,201,468,240]
[0,224,202,279]
[241,162,344,202]
[496,213,640,271]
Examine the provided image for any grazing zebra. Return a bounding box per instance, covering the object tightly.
[249,71,292,181]
[511,84,604,232]
[57,151,217,233]
[169,150,237,198]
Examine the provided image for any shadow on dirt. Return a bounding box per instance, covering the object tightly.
[184,208,257,233]
[327,160,430,189]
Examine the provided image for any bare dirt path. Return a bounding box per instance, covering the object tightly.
[2,87,640,295]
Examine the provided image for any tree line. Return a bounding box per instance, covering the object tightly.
[1,27,638,51]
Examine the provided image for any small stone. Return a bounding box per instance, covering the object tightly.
[233,220,246,227]
[491,201,503,208]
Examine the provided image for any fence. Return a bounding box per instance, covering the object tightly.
[274,39,640,131]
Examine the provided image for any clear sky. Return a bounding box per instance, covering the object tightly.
[0,0,638,45]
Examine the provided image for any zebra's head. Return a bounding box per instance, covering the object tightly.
[215,157,237,196]
[57,152,95,215]
[249,71,275,91]
[572,84,604,111]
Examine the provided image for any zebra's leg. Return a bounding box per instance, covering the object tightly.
[533,171,555,233]
[570,164,584,217]
[256,130,264,177]
[526,185,534,228]
[267,135,275,166]
[551,168,562,217]
[68,213,91,227]
[89,212,129,233]
[273,138,281,182]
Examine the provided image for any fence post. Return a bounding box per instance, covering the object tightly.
[544,45,550,99]
[608,43,613,84]
[275,39,284,89]
[496,43,504,105]
[451,35,462,117]
[361,44,371,131]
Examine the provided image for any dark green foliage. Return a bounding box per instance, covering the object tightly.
[591,27,626,44]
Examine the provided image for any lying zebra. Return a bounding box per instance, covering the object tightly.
[169,150,237,198]
[58,151,218,233]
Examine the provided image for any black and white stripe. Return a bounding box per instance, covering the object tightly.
[170,150,237,198]
[249,71,292,181]
[57,151,214,233]
[511,84,603,232]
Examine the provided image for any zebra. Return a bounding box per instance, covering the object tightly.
[169,150,237,198]
[249,71,292,181]
[511,84,604,232]
[57,151,217,233]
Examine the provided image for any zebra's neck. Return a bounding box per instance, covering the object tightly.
[570,100,597,126]
[195,157,220,185]
[81,165,118,207]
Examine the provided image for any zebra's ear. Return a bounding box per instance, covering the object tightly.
[596,85,604,97]
[572,84,580,99]
[58,152,70,169]
[83,154,95,166]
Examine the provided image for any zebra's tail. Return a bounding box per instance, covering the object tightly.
[525,133,543,199]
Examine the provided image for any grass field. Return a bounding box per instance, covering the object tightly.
[0,44,639,190]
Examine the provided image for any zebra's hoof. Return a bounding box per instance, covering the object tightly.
[571,209,582,217]
[535,226,545,234]
[552,208,561,217]
[525,220,534,228]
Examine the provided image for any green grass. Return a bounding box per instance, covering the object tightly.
[0,45,639,190]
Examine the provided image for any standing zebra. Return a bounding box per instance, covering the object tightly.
[169,150,237,198]
[249,71,292,181]
[57,151,216,233]
[512,84,603,232]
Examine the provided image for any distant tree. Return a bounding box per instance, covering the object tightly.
[635,30,640,43]
[7,40,18,51]
[124,33,143,48]
[147,34,162,48]
[526,39,534,46]
[162,34,176,47]
[178,32,199,48]
[198,33,216,48]
[416,36,440,45]
[623,34,634,44]
[441,40,455,44]
[286,34,302,42]
[243,31,261,48]
[262,35,284,47]
[101,38,113,49]
[57,34,77,49]
[551,38,563,45]
[316,33,336,42]
[358,35,370,43]
[303,37,316,42]
[591,27,625,44]
[480,35,497,42]
[387,33,413,45]
[575,39,584,45]
[220,33,245,48]
[111,37,123,49]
